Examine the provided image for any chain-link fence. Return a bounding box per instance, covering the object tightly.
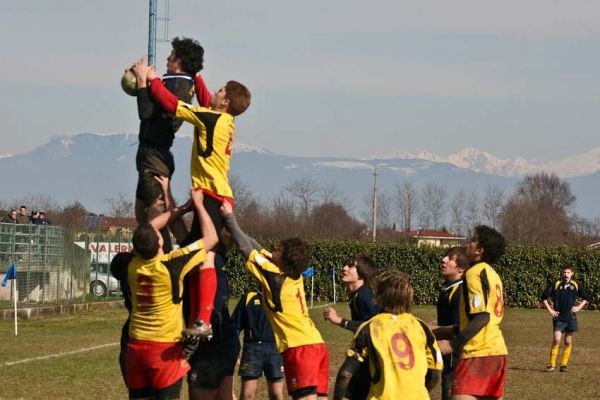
[0,222,133,308]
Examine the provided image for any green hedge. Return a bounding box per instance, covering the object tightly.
[223,241,600,310]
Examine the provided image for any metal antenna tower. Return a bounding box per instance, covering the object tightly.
[148,0,171,65]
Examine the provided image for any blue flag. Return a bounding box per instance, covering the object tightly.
[1,261,16,287]
[327,267,335,281]
[302,266,314,278]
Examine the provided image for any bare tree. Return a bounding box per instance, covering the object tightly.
[482,185,505,229]
[104,193,134,217]
[284,177,319,216]
[317,182,348,205]
[230,175,253,215]
[500,173,575,244]
[419,183,447,230]
[449,189,467,236]
[361,191,394,231]
[394,182,418,232]
[464,191,481,237]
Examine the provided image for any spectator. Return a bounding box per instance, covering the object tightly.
[37,211,51,225]
[1,209,18,223]
[16,205,29,224]
[30,210,40,224]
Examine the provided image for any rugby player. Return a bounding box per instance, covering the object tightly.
[124,188,217,400]
[541,265,589,372]
[323,255,379,400]
[220,201,329,400]
[333,270,443,400]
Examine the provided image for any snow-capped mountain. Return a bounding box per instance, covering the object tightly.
[373,147,600,178]
[0,133,598,219]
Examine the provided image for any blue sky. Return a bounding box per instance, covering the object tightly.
[1,0,599,160]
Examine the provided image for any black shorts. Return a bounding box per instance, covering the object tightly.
[135,146,175,206]
[346,361,371,400]
[187,309,241,389]
[128,378,183,400]
[239,342,284,382]
[553,318,578,333]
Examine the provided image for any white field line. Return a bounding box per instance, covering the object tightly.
[309,303,334,309]
[2,342,119,367]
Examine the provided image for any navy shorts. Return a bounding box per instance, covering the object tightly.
[553,319,578,333]
[188,312,241,390]
[239,342,284,382]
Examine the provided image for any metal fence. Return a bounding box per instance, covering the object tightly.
[0,222,133,308]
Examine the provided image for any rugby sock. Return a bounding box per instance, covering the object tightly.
[560,344,572,366]
[549,344,559,367]
[187,270,200,327]
[197,267,217,324]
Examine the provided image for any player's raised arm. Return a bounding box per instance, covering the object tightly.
[190,189,218,251]
[220,201,261,259]
[148,200,189,233]
[131,56,155,119]
[153,175,191,244]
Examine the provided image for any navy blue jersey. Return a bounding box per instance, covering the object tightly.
[342,285,380,332]
[541,279,589,322]
[436,279,463,326]
[350,285,379,321]
[231,290,276,343]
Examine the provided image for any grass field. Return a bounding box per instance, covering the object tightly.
[1,303,599,400]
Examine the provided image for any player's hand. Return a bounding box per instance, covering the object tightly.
[438,340,453,355]
[550,309,559,318]
[133,56,149,87]
[190,188,204,205]
[323,307,342,325]
[147,64,158,81]
[153,175,169,191]
[220,200,233,216]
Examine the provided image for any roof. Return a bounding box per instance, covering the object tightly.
[404,229,465,239]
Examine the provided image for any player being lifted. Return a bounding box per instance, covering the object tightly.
[123,188,217,400]
[433,225,508,400]
[541,265,589,372]
[333,270,443,400]
[132,37,208,252]
[220,201,330,400]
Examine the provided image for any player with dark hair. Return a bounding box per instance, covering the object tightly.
[541,265,589,372]
[334,270,443,400]
[435,246,468,400]
[323,255,379,400]
[118,188,217,400]
[433,225,508,400]
[132,36,209,254]
[220,202,329,400]
[232,286,285,400]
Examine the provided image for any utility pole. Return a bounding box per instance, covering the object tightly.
[148,0,170,65]
[148,0,157,65]
[372,167,378,242]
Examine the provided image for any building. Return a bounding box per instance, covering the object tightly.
[404,229,466,247]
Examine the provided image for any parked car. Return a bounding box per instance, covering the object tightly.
[90,263,121,297]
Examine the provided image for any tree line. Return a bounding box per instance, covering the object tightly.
[1,172,598,246]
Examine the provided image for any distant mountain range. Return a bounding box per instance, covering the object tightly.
[0,133,598,220]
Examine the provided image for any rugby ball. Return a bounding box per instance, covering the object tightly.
[121,68,138,96]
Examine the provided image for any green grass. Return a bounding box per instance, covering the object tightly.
[1,304,599,399]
